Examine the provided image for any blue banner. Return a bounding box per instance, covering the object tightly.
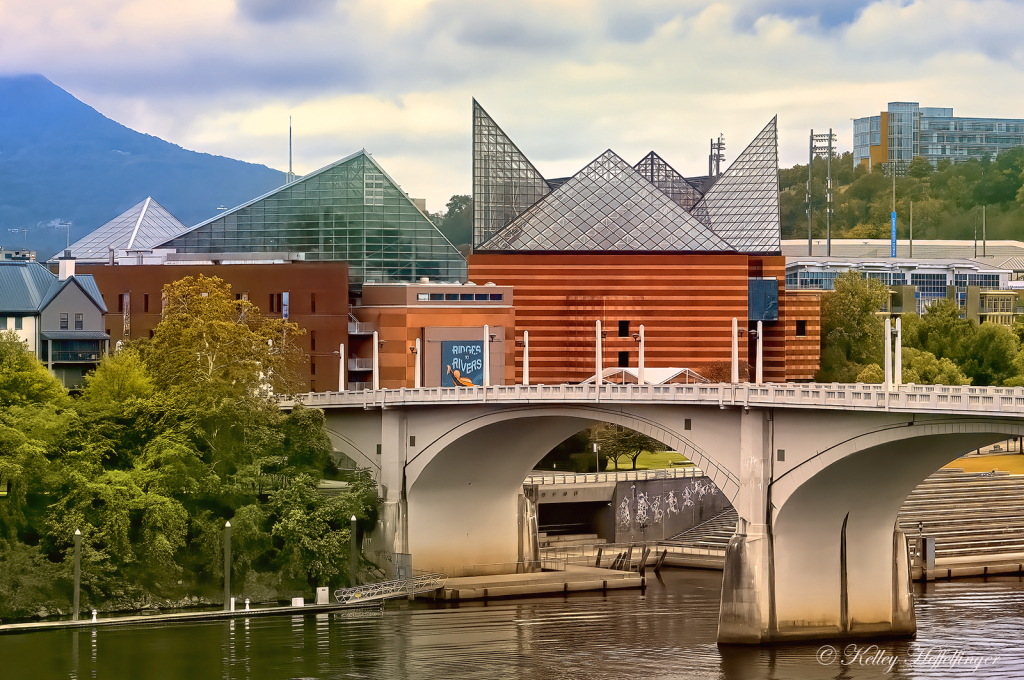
[442,341,484,387]
[891,211,897,257]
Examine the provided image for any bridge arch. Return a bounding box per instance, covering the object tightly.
[768,417,1024,640]
[404,404,739,571]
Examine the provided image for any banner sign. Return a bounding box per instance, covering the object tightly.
[891,211,897,257]
[442,340,483,387]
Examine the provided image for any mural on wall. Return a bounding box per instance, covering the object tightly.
[442,340,484,387]
[615,476,723,540]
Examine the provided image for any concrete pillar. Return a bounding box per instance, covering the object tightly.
[378,409,408,577]
[414,338,421,389]
[338,343,345,391]
[72,529,81,621]
[223,521,232,611]
[522,331,529,386]
[755,320,763,385]
[372,331,380,391]
[892,528,916,634]
[895,317,903,386]
[595,320,603,386]
[483,324,490,387]
[883,318,892,390]
[718,408,773,643]
[731,318,739,383]
[638,324,645,385]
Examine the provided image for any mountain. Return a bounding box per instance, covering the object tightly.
[0,74,286,259]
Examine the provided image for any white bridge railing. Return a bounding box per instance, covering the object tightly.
[524,467,705,486]
[282,382,1024,417]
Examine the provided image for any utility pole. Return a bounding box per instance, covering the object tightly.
[807,130,813,255]
[709,135,726,178]
[891,161,897,258]
[810,131,837,256]
[910,201,913,258]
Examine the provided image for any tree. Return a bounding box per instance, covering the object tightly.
[82,347,154,403]
[900,347,970,385]
[817,272,889,381]
[960,323,1019,386]
[906,156,934,179]
[597,426,668,471]
[148,275,306,395]
[435,195,472,248]
[0,330,66,408]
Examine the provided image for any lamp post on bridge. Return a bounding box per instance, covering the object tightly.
[631,325,645,385]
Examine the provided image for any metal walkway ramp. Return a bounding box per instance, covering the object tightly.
[334,573,448,605]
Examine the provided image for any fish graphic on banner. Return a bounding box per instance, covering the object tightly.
[442,340,483,387]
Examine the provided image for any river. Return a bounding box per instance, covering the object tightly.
[3,569,1024,679]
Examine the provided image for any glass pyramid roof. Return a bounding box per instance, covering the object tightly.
[478,150,730,252]
[472,102,782,254]
[158,151,466,287]
[634,152,704,211]
[690,117,781,253]
[64,197,189,262]
[473,100,551,248]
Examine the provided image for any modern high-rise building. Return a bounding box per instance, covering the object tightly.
[854,102,1024,172]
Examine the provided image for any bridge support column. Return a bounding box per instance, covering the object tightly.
[718,408,774,644]
[376,410,408,578]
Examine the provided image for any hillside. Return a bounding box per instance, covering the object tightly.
[0,74,285,259]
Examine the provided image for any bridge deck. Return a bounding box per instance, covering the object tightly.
[283,382,1024,417]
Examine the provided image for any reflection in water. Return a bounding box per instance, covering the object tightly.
[3,570,1024,679]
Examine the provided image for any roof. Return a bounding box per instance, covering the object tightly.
[783,239,1024,260]
[0,261,107,314]
[785,256,1010,273]
[41,330,110,340]
[0,261,56,312]
[582,367,710,385]
[61,197,190,262]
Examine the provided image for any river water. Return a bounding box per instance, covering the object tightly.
[3,569,1024,680]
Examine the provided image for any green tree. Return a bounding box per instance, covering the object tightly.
[817,272,889,381]
[906,156,934,179]
[147,275,306,395]
[82,347,154,403]
[434,195,472,248]
[960,323,1020,386]
[0,330,66,408]
[597,426,668,471]
[856,364,884,384]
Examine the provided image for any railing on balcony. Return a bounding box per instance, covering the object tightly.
[348,322,375,335]
[348,358,373,371]
[51,351,102,362]
[347,382,373,391]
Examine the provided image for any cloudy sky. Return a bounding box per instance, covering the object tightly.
[2,0,1023,211]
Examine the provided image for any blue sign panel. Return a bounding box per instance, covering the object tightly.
[891,211,897,257]
[442,341,484,387]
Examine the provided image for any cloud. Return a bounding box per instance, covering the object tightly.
[236,0,340,23]
[0,0,1022,212]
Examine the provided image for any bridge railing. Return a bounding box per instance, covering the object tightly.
[283,381,1024,416]
[524,467,705,486]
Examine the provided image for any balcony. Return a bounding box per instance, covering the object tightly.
[348,358,373,371]
[52,351,102,362]
[347,382,373,391]
[348,321,375,335]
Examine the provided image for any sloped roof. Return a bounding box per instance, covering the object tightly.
[478,150,731,252]
[63,197,190,262]
[0,261,58,312]
[0,261,106,313]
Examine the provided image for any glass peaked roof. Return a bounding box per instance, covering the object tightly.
[634,152,704,211]
[64,197,189,262]
[159,151,466,287]
[691,117,781,253]
[472,102,782,254]
[473,99,551,248]
[478,150,730,252]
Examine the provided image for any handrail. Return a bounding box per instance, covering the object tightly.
[281,381,1024,418]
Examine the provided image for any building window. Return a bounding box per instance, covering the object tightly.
[460,293,473,301]
[310,358,316,376]
[311,293,316,314]
[475,293,489,301]
[489,293,503,301]
[60,313,68,330]
[310,330,316,351]
[269,293,276,313]
[445,293,458,301]
[430,293,444,301]
[618,351,629,368]
[618,320,629,338]
[796,320,807,337]
[144,294,150,313]
[0,317,6,330]
[118,294,124,312]
[149,330,154,339]
[75,313,83,330]
[14,316,22,330]
[417,293,429,301]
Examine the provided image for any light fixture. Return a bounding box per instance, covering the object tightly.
[631,332,640,341]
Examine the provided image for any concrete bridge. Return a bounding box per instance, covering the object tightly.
[284,381,1024,644]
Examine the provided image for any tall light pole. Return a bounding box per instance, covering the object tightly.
[632,324,645,385]
[811,131,836,256]
[891,160,898,258]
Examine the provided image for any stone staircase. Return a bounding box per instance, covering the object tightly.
[897,467,1024,561]
[667,507,738,550]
